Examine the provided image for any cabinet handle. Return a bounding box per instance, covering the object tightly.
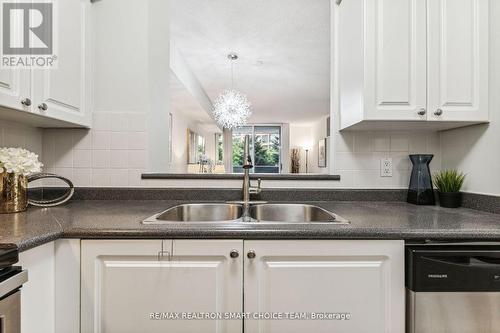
[21,98,31,107]
[247,250,256,259]
[417,108,426,116]
[38,103,48,111]
[434,109,443,116]
[157,250,171,261]
[230,249,239,259]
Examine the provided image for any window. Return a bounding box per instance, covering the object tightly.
[232,125,281,174]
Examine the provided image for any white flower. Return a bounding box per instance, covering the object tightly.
[0,147,43,176]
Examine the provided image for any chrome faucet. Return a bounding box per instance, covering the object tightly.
[242,134,262,207]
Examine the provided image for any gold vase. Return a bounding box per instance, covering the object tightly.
[0,172,28,214]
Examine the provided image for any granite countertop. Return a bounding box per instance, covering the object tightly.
[1,200,500,251]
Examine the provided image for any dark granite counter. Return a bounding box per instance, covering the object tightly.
[1,200,500,252]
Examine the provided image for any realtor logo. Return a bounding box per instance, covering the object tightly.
[1,1,57,68]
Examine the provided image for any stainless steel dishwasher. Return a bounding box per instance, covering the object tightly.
[406,243,500,333]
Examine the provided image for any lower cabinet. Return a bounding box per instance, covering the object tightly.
[244,240,405,333]
[80,239,243,333]
[80,239,404,333]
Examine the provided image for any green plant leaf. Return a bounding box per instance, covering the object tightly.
[433,169,466,193]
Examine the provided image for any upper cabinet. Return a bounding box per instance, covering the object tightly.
[0,0,91,128]
[0,69,31,112]
[337,0,489,131]
[427,0,489,122]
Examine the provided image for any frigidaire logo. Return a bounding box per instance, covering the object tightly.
[1,0,58,68]
[428,274,448,279]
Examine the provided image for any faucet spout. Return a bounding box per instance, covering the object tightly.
[242,135,253,205]
[239,135,263,221]
[243,135,253,169]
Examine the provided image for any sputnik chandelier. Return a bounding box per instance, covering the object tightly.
[212,53,252,129]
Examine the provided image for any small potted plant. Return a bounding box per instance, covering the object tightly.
[433,169,466,208]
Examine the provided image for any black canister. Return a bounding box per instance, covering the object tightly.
[407,154,435,205]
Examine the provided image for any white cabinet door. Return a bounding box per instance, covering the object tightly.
[172,240,243,333]
[244,240,405,333]
[427,0,489,122]
[365,0,427,121]
[81,239,243,333]
[32,0,91,127]
[0,68,31,112]
[18,242,55,333]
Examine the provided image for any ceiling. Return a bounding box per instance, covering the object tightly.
[169,71,220,134]
[170,0,331,126]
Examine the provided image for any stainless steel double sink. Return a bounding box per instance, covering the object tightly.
[142,203,349,224]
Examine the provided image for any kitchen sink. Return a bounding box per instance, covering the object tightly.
[248,203,350,224]
[142,203,243,223]
[142,203,348,224]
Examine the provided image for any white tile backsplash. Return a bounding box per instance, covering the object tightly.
[372,134,390,152]
[110,150,129,168]
[334,133,353,152]
[0,121,43,159]
[92,113,111,131]
[127,114,147,132]
[110,132,129,150]
[128,150,147,169]
[109,114,129,132]
[3,126,26,147]
[91,169,112,186]
[110,169,130,186]
[73,150,92,168]
[390,134,409,152]
[73,130,92,150]
[73,168,92,187]
[353,132,372,152]
[334,130,441,189]
[42,112,148,187]
[127,132,147,150]
[92,131,111,150]
[92,150,111,168]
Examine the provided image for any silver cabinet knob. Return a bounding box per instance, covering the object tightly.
[247,250,256,259]
[434,108,443,116]
[21,98,31,107]
[38,103,48,111]
[230,249,239,259]
[417,108,426,116]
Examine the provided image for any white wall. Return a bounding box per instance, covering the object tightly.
[310,116,329,174]
[169,105,218,174]
[441,1,500,196]
[289,116,330,174]
[290,123,313,173]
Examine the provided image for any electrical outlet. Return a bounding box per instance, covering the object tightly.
[381,158,393,177]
